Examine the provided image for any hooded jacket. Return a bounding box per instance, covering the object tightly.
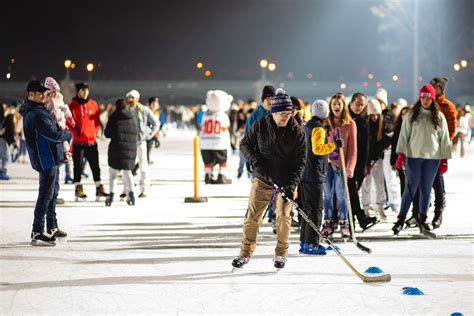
[67,97,100,145]
[244,105,270,134]
[19,99,72,172]
[240,115,306,190]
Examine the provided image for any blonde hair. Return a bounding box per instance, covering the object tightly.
[329,92,353,126]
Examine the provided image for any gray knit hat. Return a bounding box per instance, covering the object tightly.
[311,99,329,119]
[430,77,448,91]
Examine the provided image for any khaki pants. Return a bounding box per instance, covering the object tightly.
[240,178,292,257]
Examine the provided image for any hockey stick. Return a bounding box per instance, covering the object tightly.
[273,184,391,283]
[337,128,372,254]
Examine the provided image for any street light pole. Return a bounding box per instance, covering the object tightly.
[413,0,419,101]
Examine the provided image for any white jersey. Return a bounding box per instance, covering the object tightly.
[199,111,230,150]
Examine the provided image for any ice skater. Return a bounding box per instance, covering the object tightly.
[299,99,342,255]
[231,89,306,271]
[104,99,138,206]
[393,84,451,236]
[20,81,72,246]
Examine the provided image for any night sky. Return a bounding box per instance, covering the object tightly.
[2,0,472,82]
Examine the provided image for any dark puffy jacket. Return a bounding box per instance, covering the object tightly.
[19,99,72,172]
[349,109,369,181]
[301,118,333,183]
[104,109,137,170]
[240,115,306,190]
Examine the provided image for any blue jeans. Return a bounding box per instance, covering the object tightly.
[32,166,60,233]
[400,158,440,217]
[323,165,348,221]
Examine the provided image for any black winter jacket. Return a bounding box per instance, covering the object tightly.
[349,109,369,181]
[104,109,138,170]
[240,115,307,190]
[367,115,392,165]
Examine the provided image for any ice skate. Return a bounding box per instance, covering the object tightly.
[273,255,286,271]
[45,228,67,242]
[359,216,379,232]
[339,220,350,240]
[231,256,249,272]
[405,215,418,228]
[392,217,405,236]
[215,174,232,184]
[204,173,213,184]
[75,184,87,202]
[95,184,110,201]
[417,214,436,238]
[432,209,443,229]
[30,232,56,247]
[321,220,334,238]
[301,243,326,256]
[126,191,135,206]
[105,192,114,206]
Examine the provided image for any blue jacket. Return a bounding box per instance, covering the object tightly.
[244,105,270,134]
[19,99,72,172]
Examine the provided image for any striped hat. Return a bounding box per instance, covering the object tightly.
[271,88,293,113]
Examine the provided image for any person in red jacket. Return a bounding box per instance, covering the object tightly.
[67,82,109,201]
[424,77,457,228]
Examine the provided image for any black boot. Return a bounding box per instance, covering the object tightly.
[126,191,135,206]
[204,173,212,184]
[215,174,232,184]
[392,216,406,235]
[417,212,436,238]
[359,216,378,231]
[432,208,443,229]
[105,192,114,206]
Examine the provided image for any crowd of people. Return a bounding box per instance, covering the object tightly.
[0,77,472,263]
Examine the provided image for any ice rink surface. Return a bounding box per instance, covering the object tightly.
[1,129,473,315]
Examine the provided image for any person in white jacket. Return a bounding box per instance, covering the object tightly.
[127,89,158,198]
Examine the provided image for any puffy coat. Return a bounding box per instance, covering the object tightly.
[240,115,306,190]
[104,108,138,170]
[19,99,72,172]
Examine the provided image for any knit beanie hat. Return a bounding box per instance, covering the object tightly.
[394,98,408,108]
[271,88,293,113]
[430,77,448,92]
[261,85,276,102]
[419,84,436,100]
[44,77,60,92]
[290,96,304,110]
[367,98,382,115]
[126,89,140,99]
[311,99,329,119]
[375,88,388,106]
[75,82,89,92]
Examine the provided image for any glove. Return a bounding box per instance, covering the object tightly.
[335,139,344,149]
[281,185,294,201]
[438,159,448,176]
[395,153,406,170]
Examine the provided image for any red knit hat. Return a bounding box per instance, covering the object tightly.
[419,84,436,100]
